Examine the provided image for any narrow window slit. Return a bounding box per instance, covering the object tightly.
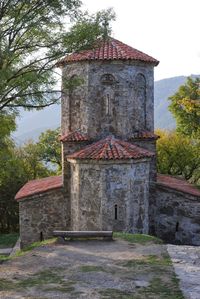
[40,231,44,242]
[114,204,118,220]
[176,222,179,232]
[106,94,111,115]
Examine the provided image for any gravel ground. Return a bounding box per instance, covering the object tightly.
[0,238,183,299]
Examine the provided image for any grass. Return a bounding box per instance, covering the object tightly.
[15,238,56,256]
[0,233,184,299]
[0,238,56,262]
[139,276,184,299]
[18,269,63,288]
[121,254,172,268]
[0,269,63,291]
[44,281,76,293]
[0,233,19,248]
[114,232,163,244]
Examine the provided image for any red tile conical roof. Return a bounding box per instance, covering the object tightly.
[67,136,154,160]
[57,37,159,66]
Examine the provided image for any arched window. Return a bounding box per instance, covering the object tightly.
[100,74,115,117]
[100,74,116,85]
[69,75,81,131]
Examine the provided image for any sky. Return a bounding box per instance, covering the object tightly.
[82,0,200,80]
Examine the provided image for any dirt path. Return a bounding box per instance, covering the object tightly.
[0,238,183,299]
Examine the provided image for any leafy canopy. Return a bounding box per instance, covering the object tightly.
[37,128,61,171]
[169,77,200,139]
[156,129,200,184]
[0,0,115,112]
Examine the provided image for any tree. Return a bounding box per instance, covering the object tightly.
[156,129,200,184]
[0,1,115,112]
[17,141,55,180]
[169,77,200,139]
[37,128,61,172]
[0,137,57,233]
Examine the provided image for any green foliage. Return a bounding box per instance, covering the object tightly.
[65,8,115,52]
[0,233,19,249]
[156,129,200,183]
[37,128,61,171]
[113,232,163,244]
[17,141,54,180]
[169,77,200,139]
[0,137,57,233]
[0,1,115,112]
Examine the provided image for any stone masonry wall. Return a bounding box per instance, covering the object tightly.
[69,159,150,234]
[19,188,66,248]
[153,185,200,245]
[61,62,89,136]
[130,139,157,182]
[62,141,92,229]
[62,61,154,139]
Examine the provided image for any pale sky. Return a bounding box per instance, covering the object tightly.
[82,0,200,80]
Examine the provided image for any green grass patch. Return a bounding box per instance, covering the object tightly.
[140,277,184,299]
[14,238,56,258]
[21,238,56,252]
[44,281,76,293]
[0,268,66,291]
[0,238,56,263]
[0,254,10,262]
[18,269,62,288]
[0,278,16,291]
[114,232,163,245]
[0,233,19,248]
[122,254,171,268]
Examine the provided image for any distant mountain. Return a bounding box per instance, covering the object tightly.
[12,104,61,144]
[12,75,200,143]
[154,74,200,129]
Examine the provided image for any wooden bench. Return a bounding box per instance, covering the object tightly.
[53,231,113,243]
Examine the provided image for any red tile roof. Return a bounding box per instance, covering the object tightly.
[59,130,90,142]
[157,174,200,197]
[57,37,159,66]
[67,136,154,160]
[15,176,62,201]
[129,131,159,140]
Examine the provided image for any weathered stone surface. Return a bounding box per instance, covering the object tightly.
[62,60,154,139]
[68,159,150,234]
[153,185,200,245]
[167,244,200,299]
[59,58,157,237]
[19,188,66,248]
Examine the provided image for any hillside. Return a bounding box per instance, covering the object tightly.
[12,75,199,143]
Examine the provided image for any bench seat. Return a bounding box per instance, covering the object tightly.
[53,230,113,241]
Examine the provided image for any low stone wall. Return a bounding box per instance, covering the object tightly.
[19,188,66,248]
[154,184,200,245]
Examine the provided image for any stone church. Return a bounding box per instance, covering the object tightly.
[15,37,200,248]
